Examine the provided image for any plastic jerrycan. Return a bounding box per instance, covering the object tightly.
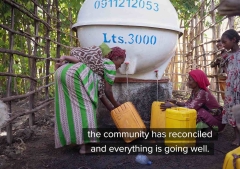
[111,102,146,143]
[150,101,165,132]
[223,147,240,169]
[165,107,197,147]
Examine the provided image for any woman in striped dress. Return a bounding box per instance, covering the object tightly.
[54,45,126,154]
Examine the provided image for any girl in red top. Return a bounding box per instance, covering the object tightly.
[161,69,225,132]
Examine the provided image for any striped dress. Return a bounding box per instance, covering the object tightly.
[54,58,116,148]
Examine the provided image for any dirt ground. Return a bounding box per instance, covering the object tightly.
[0,101,238,169]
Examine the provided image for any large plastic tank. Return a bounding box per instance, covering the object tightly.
[72,0,181,80]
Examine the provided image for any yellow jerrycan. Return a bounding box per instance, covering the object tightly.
[111,102,146,143]
[223,147,240,169]
[150,70,166,132]
[150,101,165,132]
[165,107,197,147]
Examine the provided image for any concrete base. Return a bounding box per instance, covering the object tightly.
[97,79,172,128]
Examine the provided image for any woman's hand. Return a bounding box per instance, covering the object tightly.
[104,81,121,108]
[114,102,121,108]
[55,56,66,70]
[100,96,114,111]
[166,99,177,104]
[160,102,174,110]
[55,63,61,70]
[59,56,67,65]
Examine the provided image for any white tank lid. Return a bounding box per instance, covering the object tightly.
[72,0,182,32]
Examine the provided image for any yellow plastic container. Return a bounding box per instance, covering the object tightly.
[223,147,240,169]
[165,107,197,147]
[111,102,146,143]
[150,101,165,132]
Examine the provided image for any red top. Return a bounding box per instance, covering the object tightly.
[185,89,220,110]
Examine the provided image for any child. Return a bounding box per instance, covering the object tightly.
[221,29,240,146]
[210,39,228,100]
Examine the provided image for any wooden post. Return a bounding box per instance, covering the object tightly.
[195,16,199,66]
[6,6,15,144]
[211,0,219,102]
[29,0,39,126]
[186,28,191,73]
[69,9,73,47]
[174,50,179,90]
[200,1,206,73]
[181,29,187,91]
[170,57,175,83]
[56,0,61,58]
[45,0,51,115]
[191,19,195,70]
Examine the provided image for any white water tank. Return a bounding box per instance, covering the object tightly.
[72,0,182,80]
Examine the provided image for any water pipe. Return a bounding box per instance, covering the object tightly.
[125,62,129,101]
[154,70,159,101]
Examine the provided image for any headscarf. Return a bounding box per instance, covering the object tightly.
[99,42,112,57]
[189,69,210,90]
[106,47,126,60]
[70,45,126,98]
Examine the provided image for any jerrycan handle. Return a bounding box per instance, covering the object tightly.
[233,153,240,169]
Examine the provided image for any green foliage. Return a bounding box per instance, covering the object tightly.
[170,0,199,25]
[58,0,84,19]
[0,2,11,24]
[0,0,84,96]
[170,0,225,30]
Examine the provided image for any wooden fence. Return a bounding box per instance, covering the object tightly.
[164,0,240,103]
[0,0,78,143]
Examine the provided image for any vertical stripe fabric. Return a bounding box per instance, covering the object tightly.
[54,59,116,148]
[55,63,98,148]
[103,58,116,85]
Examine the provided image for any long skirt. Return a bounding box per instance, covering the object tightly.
[197,108,225,132]
[54,63,99,148]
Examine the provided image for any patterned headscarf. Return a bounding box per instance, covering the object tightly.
[106,47,126,60]
[70,46,125,98]
[189,69,210,90]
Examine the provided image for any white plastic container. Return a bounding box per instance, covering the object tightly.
[135,154,152,165]
[72,0,182,80]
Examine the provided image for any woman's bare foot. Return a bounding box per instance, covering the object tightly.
[231,140,239,146]
[79,144,92,154]
[79,143,99,154]
[231,138,240,146]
